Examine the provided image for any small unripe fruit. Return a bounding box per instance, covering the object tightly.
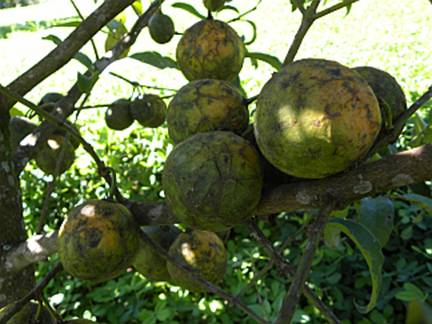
[105,99,134,130]
[35,134,75,175]
[149,12,175,44]
[130,95,166,128]
[204,0,226,11]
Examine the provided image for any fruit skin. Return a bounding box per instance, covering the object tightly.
[132,225,180,282]
[162,131,263,232]
[35,134,76,175]
[130,95,166,128]
[9,117,37,151]
[0,300,56,324]
[149,12,175,44]
[352,66,407,137]
[167,79,249,143]
[254,58,382,179]
[58,200,140,283]
[105,99,133,130]
[167,230,227,292]
[38,92,64,108]
[204,0,226,11]
[176,19,245,81]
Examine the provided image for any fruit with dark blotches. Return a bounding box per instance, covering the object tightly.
[9,117,37,151]
[176,20,245,81]
[130,95,166,128]
[167,79,249,143]
[352,66,407,137]
[35,134,76,175]
[254,58,382,179]
[204,0,226,11]
[132,225,180,282]
[105,99,133,130]
[167,230,227,292]
[149,11,175,44]
[58,200,140,283]
[0,300,56,324]
[162,131,263,231]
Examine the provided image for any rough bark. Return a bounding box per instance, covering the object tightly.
[0,102,34,308]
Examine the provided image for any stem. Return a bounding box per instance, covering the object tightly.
[275,207,332,324]
[0,263,62,324]
[139,231,269,324]
[315,0,360,19]
[249,222,340,324]
[109,72,178,92]
[35,179,57,233]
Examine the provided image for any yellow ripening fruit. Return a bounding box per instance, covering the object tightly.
[176,19,245,81]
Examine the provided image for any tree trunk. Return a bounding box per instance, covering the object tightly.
[0,97,34,308]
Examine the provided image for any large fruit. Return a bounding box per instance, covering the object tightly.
[0,300,56,324]
[149,11,175,44]
[167,230,227,292]
[9,117,37,151]
[132,225,180,282]
[35,134,76,175]
[167,79,249,143]
[162,131,263,231]
[130,95,166,128]
[176,19,245,81]
[352,66,406,137]
[204,0,226,11]
[105,99,133,130]
[58,200,140,283]
[254,58,382,179]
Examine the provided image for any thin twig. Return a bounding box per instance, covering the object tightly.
[109,72,178,92]
[139,231,269,324]
[228,0,262,23]
[70,0,100,60]
[315,0,360,19]
[250,222,340,324]
[0,263,62,324]
[245,94,259,106]
[35,179,57,233]
[275,206,333,324]
[236,261,274,297]
[366,85,432,159]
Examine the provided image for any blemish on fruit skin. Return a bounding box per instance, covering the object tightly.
[392,174,414,187]
[353,180,373,194]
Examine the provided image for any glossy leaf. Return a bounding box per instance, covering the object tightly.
[130,52,178,69]
[358,196,394,247]
[327,218,384,313]
[246,52,282,70]
[172,3,206,19]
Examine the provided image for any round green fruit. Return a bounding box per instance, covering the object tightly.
[167,79,249,143]
[176,19,245,81]
[162,131,263,231]
[58,200,140,283]
[35,134,76,175]
[203,0,226,11]
[105,99,133,130]
[149,12,175,44]
[167,230,227,292]
[0,300,56,324]
[132,225,180,282]
[38,92,64,107]
[130,95,166,128]
[352,66,406,137]
[254,58,382,179]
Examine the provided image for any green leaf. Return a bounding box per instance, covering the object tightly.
[77,72,98,94]
[395,283,427,302]
[323,224,341,248]
[130,51,178,69]
[10,107,25,117]
[219,5,240,13]
[327,218,384,313]
[400,193,432,212]
[51,19,82,28]
[406,300,432,324]
[172,3,206,19]
[245,52,282,70]
[131,0,143,16]
[241,19,257,46]
[358,196,394,247]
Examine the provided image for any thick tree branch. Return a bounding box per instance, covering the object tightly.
[258,144,432,215]
[275,207,332,324]
[3,0,137,111]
